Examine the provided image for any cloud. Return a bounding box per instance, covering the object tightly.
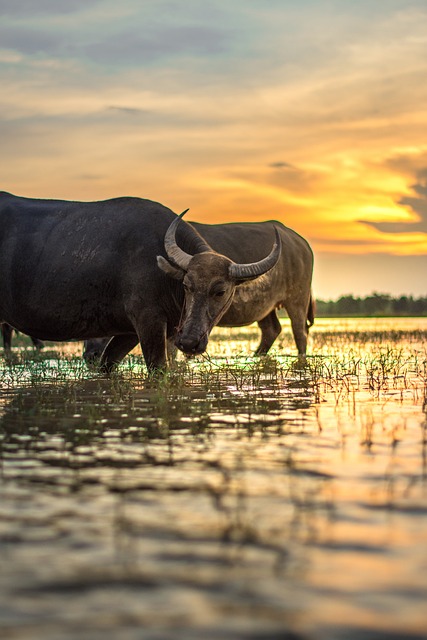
[309,237,384,247]
[0,26,62,56]
[2,0,427,281]
[105,106,149,117]
[0,2,233,68]
[81,25,230,66]
[360,170,427,234]
[0,0,98,16]
[268,161,295,170]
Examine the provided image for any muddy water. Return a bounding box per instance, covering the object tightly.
[1,319,427,640]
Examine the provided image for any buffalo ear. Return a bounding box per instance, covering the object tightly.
[157,255,185,281]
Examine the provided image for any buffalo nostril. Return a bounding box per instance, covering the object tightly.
[177,339,196,352]
[175,334,206,355]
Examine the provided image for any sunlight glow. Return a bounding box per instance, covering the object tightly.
[1,1,427,296]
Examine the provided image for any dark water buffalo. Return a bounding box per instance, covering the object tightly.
[1,323,44,353]
[1,191,302,372]
[83,215,314,364]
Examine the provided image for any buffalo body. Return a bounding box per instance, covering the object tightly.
[1,192,313,371]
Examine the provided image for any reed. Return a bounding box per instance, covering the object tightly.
[1,326,426,410]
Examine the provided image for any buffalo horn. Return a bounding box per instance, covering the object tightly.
[164,209,211,270]
[229,227,281,280]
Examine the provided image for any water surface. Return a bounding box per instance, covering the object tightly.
[1,319,426,639]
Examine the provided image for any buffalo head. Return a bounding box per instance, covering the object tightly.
[157,211,281,356]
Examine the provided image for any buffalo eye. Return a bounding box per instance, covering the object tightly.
[212,289,226,298]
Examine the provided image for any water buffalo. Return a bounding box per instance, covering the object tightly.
[158,214,314,357]
[83,215,314,364]
[1,192,306,372]
[189,219,314,356]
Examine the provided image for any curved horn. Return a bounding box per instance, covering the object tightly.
[164,209,193,270]
[229,227,281,280]
[164,209,212,270]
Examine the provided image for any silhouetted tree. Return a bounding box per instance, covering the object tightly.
[314,294,427,317]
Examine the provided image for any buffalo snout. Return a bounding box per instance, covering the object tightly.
[175,332,208,356]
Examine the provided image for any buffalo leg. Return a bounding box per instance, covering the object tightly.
[138,321,169,372]
[83,337,111,364]
[99,334,139,373]
[285,301,309,356]
[30,337,44,350]
[2,323,13,353]
[167,338,178,363]
[255,311,282,355]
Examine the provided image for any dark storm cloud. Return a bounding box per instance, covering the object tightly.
[360,170,427,235]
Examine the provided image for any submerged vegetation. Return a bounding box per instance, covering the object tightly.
[1,320,426,414]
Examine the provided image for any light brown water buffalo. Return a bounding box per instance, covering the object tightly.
[186,217,314,357]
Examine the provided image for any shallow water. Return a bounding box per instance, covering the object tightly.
[1,319,427,640]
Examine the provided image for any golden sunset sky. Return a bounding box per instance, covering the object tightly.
[1,0,427,298]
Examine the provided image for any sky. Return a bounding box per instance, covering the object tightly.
[1,0,427,299]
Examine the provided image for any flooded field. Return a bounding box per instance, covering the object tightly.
[1,318,427,640]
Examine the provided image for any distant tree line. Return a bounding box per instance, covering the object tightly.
[315,293,427,317]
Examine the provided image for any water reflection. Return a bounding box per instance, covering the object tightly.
[1,327,427,639]
[0,374,326,639]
